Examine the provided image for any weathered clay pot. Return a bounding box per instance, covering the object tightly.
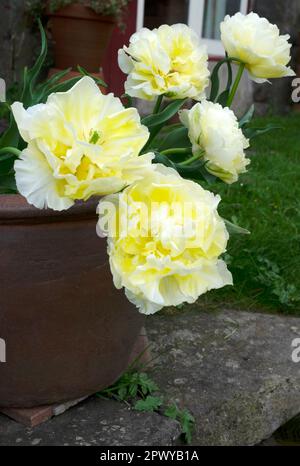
[48,4,116,72]
[0,195,144,408]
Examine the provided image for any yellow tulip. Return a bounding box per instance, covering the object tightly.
[221,13,295,83]
[118,24,210,101]
[12,77,152,210]
[98,165,232,314]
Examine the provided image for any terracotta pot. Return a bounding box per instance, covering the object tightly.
[0,195,144,408]
[48,4,116,72]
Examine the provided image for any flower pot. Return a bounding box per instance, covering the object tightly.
[0,195,144,408]
[47,4,116,72]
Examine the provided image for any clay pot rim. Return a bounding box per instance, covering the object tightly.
[47,3,116,23]
[0,194,99,222]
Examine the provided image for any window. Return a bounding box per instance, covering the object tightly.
[137,0,249,57]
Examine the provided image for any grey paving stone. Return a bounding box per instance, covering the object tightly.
[0,397,180,446]
[147,308,300,446]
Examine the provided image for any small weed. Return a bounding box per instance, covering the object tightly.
[256,256,299,307]
[97,368,195,444]
[164,404,195,444]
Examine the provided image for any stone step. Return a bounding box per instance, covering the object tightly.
[147,309,300,446]
[0,397,180,446]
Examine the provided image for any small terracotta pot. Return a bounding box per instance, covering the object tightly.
[0,195,144,408]
[48,4,116,72]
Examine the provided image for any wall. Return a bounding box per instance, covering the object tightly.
[0,0,40,87]
[0,0,299,116]
[253,0,300,115]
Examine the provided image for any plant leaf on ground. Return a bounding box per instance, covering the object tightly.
[164,404,195,444]
[97,367,195,444]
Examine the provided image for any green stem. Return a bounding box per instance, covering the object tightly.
[227,62,245,107]
[0,147,21,157]
[178,153,201,166]
[161,148,192,156]
[153,95,163,114]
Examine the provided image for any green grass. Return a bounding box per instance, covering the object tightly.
[200,114,300,315]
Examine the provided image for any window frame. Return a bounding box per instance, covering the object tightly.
[136,0,249,57]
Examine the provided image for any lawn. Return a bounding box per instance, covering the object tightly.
[199,114,300,315]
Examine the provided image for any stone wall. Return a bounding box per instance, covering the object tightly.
[253,0,300,115]
[0,0,40,87]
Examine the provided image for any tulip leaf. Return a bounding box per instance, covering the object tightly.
[209,57,232,103]
[217,60,233,107]
[0,114,20,149]
[153,151,177,169]
[224,218,250,235]
[28,20,48,97]
[121,93,133,108]
[46,76,87,94]
[0,172,17,193]
[217,89,230,107]
[174,160,217,185]
[243,124,281,140]
[157,126,190,151]
[239,104,255,128]
[33,68,72,103]
[142,99,186,128]
[0,155,15,174]
[77,65,107,88]
[209,62,222,102]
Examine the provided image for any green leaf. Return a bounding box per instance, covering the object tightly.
[117,385,128,401]
[0,154,16,174]
[217,60,233,107]
[134,396,163,412]
[28,20,48,98]
[77,65,107,88]
[0,172,17,193]
[46,76,88,94]
[20,20,48,107]
[0,114,20,149]
[209,61,223,102]
[239,104,255,128]
[158,126,190,151]
[138,373,159,394]
[164,404,178,420]
[42,67,72,88]
[198,164,217,185]
[217,89,230,107]
[224,218,250,235]
[142,99,186,128]
[243,124,281,140]
[164,404,195,444]
[181,410,195,444]
[153,151,177,169]
[121,93,133,109]
[33,68,72,103]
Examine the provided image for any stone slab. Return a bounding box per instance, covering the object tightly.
[0,397,180,446]
[147,309,300,446]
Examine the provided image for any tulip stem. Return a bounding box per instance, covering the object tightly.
[161,148,192,156]
[178,154,201,166]
[227,62,245,107]
[153,95,163,114]
[0,147,21,157]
